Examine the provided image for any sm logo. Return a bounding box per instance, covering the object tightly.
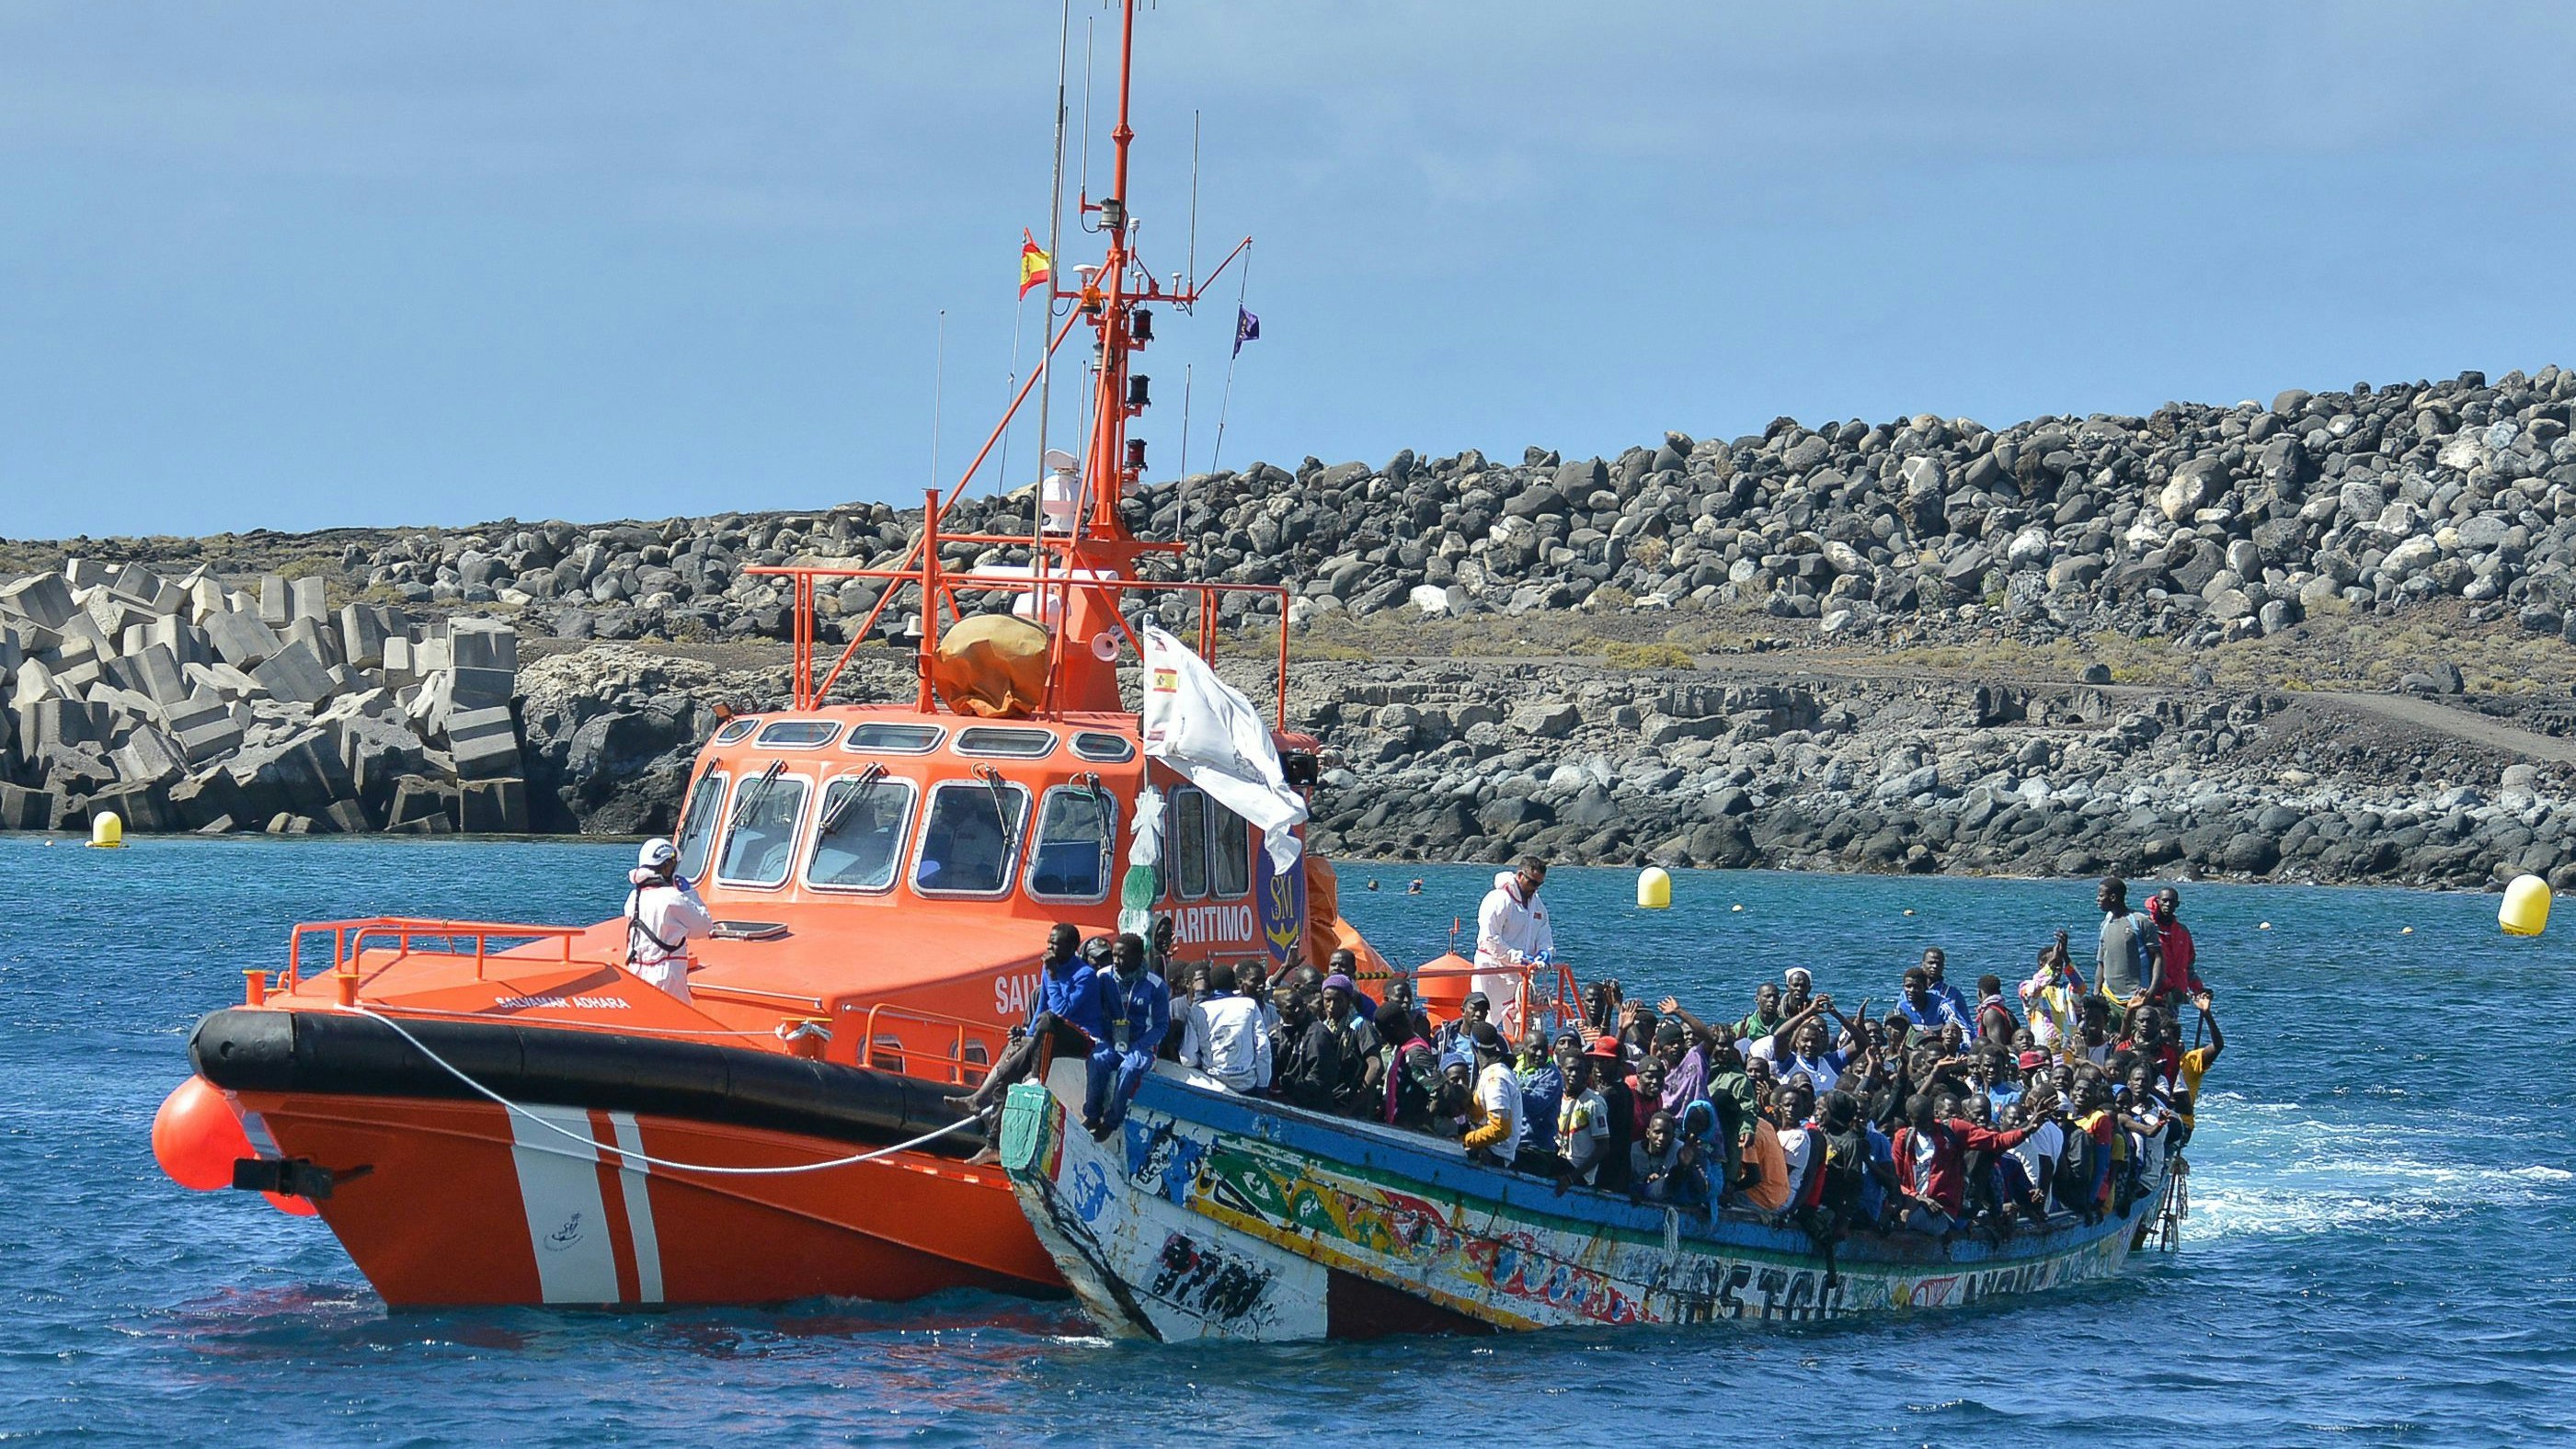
[1255,850,1306,968]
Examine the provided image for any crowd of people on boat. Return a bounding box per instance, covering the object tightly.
[956,861,2224,1247]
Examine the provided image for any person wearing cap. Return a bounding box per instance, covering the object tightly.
[1780,967,1815,1019]
[624,838,714,1001]
[1472,857,1553,1042]
[1324,947,1380,1021]
[1458,1022,1526,1169]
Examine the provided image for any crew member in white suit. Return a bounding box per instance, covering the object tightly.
[624,838,714,1001]
[1472,857,1553,1042]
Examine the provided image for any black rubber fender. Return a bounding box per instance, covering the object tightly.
[189,1008,985,1158]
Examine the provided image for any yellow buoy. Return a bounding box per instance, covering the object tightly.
[88,811,124,850]
[1731,904,1744,913]
[2501,873,2551,936]
[1636,867,1672,910]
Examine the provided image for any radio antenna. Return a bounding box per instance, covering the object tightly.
[1185,109,1200,303]
[930,308,946,496]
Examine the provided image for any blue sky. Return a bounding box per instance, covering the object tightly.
[3,1,2572,540]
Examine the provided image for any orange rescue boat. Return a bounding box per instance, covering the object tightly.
[151,0,1407,1309]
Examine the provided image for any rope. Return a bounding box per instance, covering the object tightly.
[352,1007,981,1177]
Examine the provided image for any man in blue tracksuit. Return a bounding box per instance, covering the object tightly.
[1085,931,1170,1140]
[954,922,1105,1121]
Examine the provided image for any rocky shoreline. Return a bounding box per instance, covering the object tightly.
[8,365,2576,890]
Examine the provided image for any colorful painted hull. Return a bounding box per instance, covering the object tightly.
[1000,1065,2171,1341]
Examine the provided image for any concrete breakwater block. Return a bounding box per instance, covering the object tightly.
[0,564,531,835]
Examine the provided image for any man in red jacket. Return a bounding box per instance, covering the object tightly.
[1891,1091,2032,1235]
[2147,887,2207,1006]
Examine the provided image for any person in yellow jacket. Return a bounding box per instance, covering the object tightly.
[1459,1022,1526,1169]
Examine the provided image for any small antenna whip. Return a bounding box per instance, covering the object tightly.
[930,308,947,495]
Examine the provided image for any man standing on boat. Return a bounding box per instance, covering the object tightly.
[1473,857,1553,1042]
[624,839,713,1002]
[2094,875,2161,1006]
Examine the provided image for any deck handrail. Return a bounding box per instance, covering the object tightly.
[280,917,602,991]
[857,999,1009,1087]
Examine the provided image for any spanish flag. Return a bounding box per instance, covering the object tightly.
[1018,231,1051,299]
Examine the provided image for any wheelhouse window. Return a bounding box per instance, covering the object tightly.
[716,771,808,889]
[955,726,1056,759]
[806,774,916,892]
[1169,787,1209,900]
[673,770,727,883]
[914,781,1029,896]
[712,716,759,746]
[755,720,840,749]
[1208,798,1252,898]
[1027,786,1118,902]
[1070,731,1135,762]
[848,723,943,754]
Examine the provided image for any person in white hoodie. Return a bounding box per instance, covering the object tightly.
[1472,857,1553,1042]
[1178,962,1272,1091]
[624,838,714,1002]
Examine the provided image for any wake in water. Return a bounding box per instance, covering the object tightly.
[2181,1092,2574,1241]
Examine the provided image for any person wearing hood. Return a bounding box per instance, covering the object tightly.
[1082,933,1170,1140]
[624,838,714,1002]
[1472,857,1553,1041]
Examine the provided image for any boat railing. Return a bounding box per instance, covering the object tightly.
[1394,955,1592,1045]
[749,491,1291,724]
[269,917,607,1000]
[853,999,1008,1087]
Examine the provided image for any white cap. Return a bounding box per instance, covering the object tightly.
[638,839,680,870]
[1783,966,1813,987]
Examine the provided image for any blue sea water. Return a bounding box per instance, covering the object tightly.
[3,837,2572,1446]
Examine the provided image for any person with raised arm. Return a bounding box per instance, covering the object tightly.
[623,838,714,1003]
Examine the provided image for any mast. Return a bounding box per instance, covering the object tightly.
[778,0,1268,721]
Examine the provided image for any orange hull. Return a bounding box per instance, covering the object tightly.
[238,1090,1056,1307]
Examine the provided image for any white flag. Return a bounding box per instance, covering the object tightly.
[1139,626,1307,873]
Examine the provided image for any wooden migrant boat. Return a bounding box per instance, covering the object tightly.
[997,1010,2181,1341]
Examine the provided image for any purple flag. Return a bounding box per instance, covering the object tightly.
[1233,305,1260,358]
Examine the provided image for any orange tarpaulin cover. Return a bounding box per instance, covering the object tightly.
[931,614,1051,718]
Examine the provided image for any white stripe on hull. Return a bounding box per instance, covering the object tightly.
[605,1112,664,1305]
[508,1105,622,1305]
